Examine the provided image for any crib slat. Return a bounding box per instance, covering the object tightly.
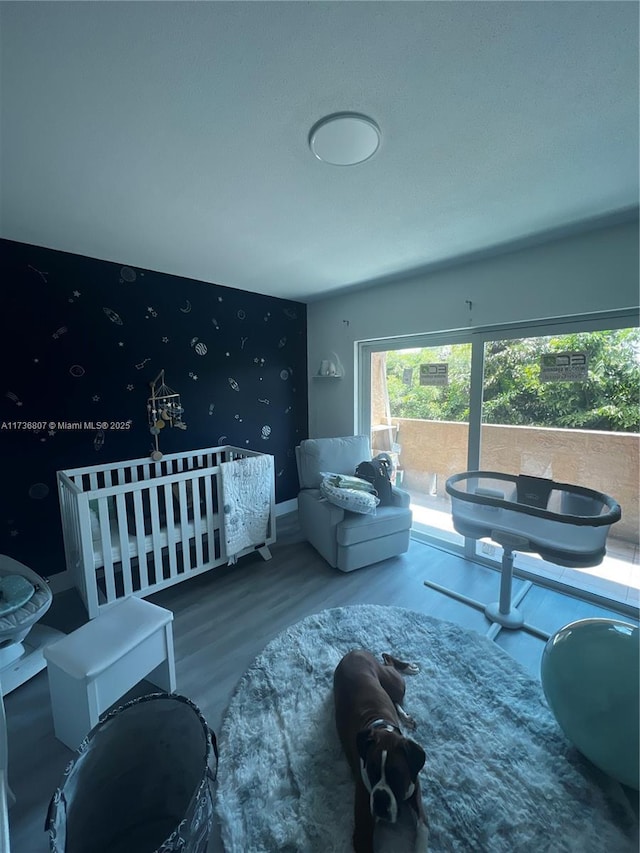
[97,496,117,605]
[192,474,204,568]
[147,483,163,583]
[115,492,133,598]
[203,472,215,560]
[130,490,149,591]
[163,483,178,579]
[213,466,224,549]
[175,480,192,572]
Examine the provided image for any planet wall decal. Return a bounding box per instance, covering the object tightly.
[28,483,49,500]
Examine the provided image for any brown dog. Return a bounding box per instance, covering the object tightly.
[334,649,429,853]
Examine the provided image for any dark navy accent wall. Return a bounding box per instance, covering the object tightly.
[0,239,308,577]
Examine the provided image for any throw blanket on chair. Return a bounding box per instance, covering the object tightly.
[220,455,272,563]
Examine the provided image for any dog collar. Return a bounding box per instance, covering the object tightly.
[368,718,401,734]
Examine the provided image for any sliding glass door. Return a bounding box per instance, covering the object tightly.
[358,312,639,606]
[477,326,639,602]
[363,334,473,548]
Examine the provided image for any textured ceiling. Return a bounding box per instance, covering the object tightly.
[1,1,638,302]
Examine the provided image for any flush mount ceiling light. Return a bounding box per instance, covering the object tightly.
[308,113,381,165]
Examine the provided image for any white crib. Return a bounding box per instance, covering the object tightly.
[57,446,276,618]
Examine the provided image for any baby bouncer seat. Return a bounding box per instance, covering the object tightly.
[424,473,622,641]
[0,554,62,694]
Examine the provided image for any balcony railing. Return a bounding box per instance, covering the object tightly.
[373,418,639,545]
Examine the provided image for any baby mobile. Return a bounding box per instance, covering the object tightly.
[147,369,187,461]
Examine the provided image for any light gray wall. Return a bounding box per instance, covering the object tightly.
[307,219,639,438]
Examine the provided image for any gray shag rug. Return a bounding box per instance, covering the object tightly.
[215,605,638,852]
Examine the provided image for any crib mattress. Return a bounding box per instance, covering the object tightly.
[446,471,621,568]
[92,518,201,567]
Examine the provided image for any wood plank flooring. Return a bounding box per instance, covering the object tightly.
[5,513,638,853]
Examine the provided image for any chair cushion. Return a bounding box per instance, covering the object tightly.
[296,436,370,489]
[337,505,413,546]
[320,478,380,515]
[321,473,376,493]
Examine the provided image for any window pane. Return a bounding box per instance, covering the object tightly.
[370,344,472,546]
[478,328,639,603]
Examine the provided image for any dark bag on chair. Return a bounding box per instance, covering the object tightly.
[355,456,393,506]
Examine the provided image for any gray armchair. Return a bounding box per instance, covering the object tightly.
[295,435,413,572]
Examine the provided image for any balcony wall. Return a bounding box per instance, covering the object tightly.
[393,418,639,544]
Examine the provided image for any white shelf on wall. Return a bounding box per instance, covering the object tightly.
[313,352,344,379]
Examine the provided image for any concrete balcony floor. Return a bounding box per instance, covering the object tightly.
[408,489,639,609]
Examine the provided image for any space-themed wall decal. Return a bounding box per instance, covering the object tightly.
[120,266,137,282]
[0,238,308,577]
[103,306,124,325]
[28,264,48,282]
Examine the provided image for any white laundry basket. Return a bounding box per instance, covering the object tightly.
[46,693,218,853]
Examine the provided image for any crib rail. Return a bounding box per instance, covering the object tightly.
[63,445,258,492]
[58,446,275,618]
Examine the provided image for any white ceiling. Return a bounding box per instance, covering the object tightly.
[1,1,638,303]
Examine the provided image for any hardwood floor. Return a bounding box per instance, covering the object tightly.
[5,513,638,853]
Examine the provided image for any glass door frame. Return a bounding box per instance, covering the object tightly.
[357,308,639,565]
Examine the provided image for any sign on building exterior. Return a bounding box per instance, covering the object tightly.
[420,363,449,386]
[539,352,589,383]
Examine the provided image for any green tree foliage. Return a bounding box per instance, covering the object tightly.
[386,344,472,422]
[385,329,639,432]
